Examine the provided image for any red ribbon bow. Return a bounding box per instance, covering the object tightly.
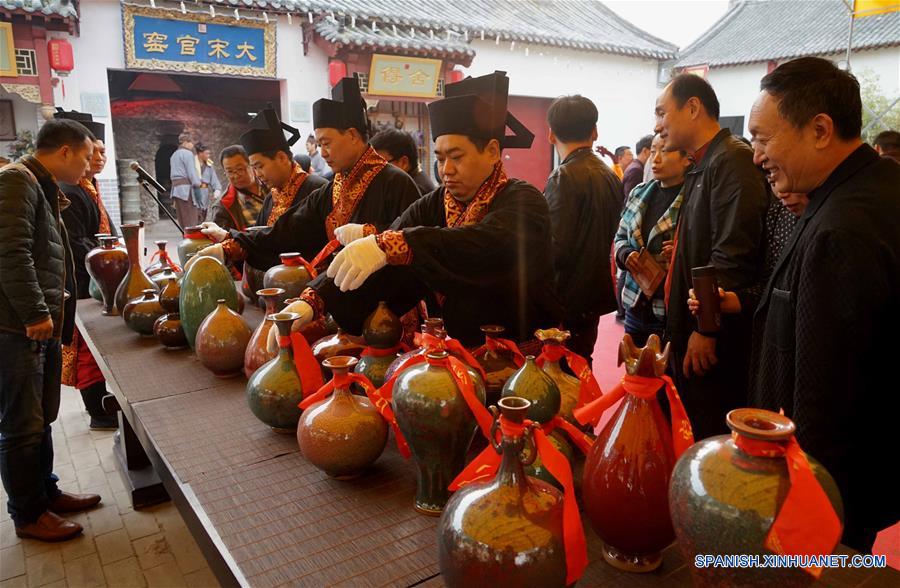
[378,332,486,402]
[450,415,588,585]
[733,433,842,578]
[573,374,694,459]
[276,334,325,399]
[536,344,602,410]
[149,249,182,273]
[472,336,526,367]
[298,371,411,458]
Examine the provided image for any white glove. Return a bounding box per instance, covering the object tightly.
[183,243,224,272]
[199,221,229,243]
[334,223,366,246]
[266,300,314,353]
[326,235,387,292]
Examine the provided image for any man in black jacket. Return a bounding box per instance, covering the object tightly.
[655,73,769,440]
[544,95,622,362]
[748,57,900,552]
[0,119,102,542]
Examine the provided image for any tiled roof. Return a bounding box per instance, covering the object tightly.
[0,0,77,19]
[209,0,678,59]
[676,0,900,68]
[314,19,476,65]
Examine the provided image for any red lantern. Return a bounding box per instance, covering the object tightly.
[48,38,74,77]
[328,60,347,86]
[448,69,465,84]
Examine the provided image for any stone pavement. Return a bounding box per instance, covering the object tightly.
[0,383,219,588]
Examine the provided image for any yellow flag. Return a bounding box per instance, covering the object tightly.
[854,0,900,17]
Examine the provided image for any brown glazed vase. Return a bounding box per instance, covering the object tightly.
[311,329,365,379]
[195,300,252,378]
[150,267,179,290]
[85,235,128,315]
[297,356,388,479]
[263,252,312,308]
[176,226,213,265]
[115,222,159,315]
[535,328,581,424]
[123,289,166,337]
[355,301,403,389]
[158,276,181,313]
[438,397,567,587]
[670,408,843,588]
[145,240,179,277]
[474,325,521,408]
[582,334,676,573]
[392,350,486,515]
[246,312,304,432]
[153,312,188,350]
[244,287,285,379]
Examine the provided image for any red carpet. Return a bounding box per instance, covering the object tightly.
[590,312,899,569]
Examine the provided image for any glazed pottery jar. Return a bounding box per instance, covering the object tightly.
[153,313,188,349]
[473,325,522,408]
[246,312,305,432]
[311,329,365,378]
[244,287,285,379]
[195,300,252,377]
[502,356,561,424]
[150,267,179,290]
[297,356,388,478]
[85,235,128,315]
[145,240,180,277]
[384,317,444,381]
[115,222,158,315]
[263,252,312,308]
[241,261,266,306]
[179,256,239,349]
[355,302,404,388]
[123,289,166,337]
[176,226,213,265]
[670,408,843,587]
[582,334,677,573]
[534,329,582,424]
[392,350,486,515]
[158,276,181,313]
[438,397,567,587]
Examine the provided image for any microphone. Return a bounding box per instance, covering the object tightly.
[129,161,167,194]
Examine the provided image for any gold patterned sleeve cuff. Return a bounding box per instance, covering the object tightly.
[221,238,247,263]
[299,287,326,320]
[375,230,413,266]
[362,223,377,237]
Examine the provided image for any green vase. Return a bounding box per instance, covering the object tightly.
[179,256,239,349]
[392,350,486,515]
[88,277,103,303]
[501,356,561,424]
[247,312,304,433]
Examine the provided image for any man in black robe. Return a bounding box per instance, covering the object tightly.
[282,71,560,347]
[55,110,118,430]
[194,79,419,273]
[747,57,900,553]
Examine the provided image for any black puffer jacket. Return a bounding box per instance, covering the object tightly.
[0,156,75,341]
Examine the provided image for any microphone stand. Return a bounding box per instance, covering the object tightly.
[137,179,184,236]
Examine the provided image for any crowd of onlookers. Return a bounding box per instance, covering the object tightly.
[0,56,897,553]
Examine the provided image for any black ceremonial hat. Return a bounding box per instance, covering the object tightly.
[54,107,105,142]
[428,71,533,149]
[312,77,368,136]
[239,104,300,156]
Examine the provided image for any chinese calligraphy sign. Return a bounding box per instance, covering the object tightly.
[124,4,275,78]
[368,54,442,98]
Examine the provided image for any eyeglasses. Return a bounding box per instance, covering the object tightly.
[225,166,250,177]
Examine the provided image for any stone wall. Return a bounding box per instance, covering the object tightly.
[110,99,248,225]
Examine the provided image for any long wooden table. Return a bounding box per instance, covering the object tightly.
[76,299,900,587]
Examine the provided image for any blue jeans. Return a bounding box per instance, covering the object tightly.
[0,332,62,526]
[624,305,666,348]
